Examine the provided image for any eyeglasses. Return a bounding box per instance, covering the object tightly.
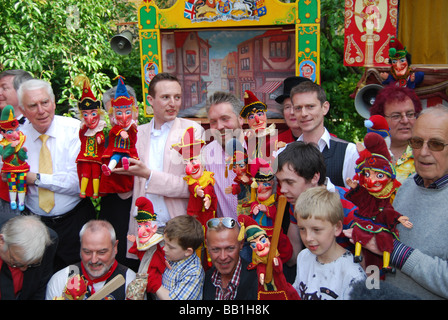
[384,112,417,122]
[408,137,448,152]
[8,248,41,269]
[206,217,238,229]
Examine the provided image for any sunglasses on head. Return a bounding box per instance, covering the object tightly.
[206,217,238,229]
[408,137,448,152]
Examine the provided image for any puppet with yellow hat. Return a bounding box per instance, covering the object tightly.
[0,105,30,211]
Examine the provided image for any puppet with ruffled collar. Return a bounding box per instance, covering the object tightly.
[0,105,30,211]
[240,90,277,164]
[238,215,299,300]
[74,75,106,199]
[345,132,413,273]
[101,76,139,177]
[126,197,165,299]
[224,138,252,216]
[172,126,217,267]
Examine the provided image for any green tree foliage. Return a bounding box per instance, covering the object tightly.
[319,0,365,142]
[0,0,141,116]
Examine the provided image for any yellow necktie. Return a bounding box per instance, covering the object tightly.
[39,134,55,213]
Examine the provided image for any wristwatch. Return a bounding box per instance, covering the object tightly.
[34,173,41,186]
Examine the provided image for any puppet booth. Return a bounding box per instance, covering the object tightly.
[135,0,321,124]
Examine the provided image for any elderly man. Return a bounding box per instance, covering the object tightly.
[203,91,244,219]
[45,220,136,300]
[0,214,57,300]
[0,70,33,214]
[203,217,257,300]
[369,85,422,183]
[17,79,96,271]
[345,105,448,299]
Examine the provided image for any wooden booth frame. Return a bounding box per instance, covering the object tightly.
[137,0,321,118]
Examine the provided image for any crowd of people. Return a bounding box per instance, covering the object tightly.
[0,69,446,301]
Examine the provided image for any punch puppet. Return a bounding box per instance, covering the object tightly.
[101,76,139,178]
[172,126,217,267]
[345,132,413,273]
[224,138,252,216]
[126,197,165,299]
[74,75,106,199]
[0,105,30,211]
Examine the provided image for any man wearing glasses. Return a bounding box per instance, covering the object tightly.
[345,105,448,299]
[369,85,422,183]
[0,214,57,300]
[203,217,257,300]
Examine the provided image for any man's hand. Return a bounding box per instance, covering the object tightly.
[112,158,151,179]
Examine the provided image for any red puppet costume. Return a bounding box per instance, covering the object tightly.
[240,90,277,164]
[0,105,30,211]
[172,126,217,267]
[100,76,138,194]
[126,197,165,299]
[345,132,413,273]
[238,215,299,300]
[75,75,106,199]
[224,137,252,216]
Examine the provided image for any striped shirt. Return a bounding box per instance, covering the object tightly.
[161,254,204,300]
[211,257,242,300]
[414,173,448,189]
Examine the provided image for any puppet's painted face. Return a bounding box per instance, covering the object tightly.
[82,109,100,129]
[249,234,270,257]
[247,110,267,132]
[137,221,157,244]
[233,163,247,177]
[114,105,133,128]
[185,157,203,179]
[257,181,273,202]
[3,127,20,142]
[391,57,409,77]
[361,169,391,193]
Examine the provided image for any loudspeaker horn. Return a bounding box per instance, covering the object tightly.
[110,30,134,55]
[354,83,383,119]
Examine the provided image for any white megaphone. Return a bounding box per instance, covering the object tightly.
[354,84,383,119]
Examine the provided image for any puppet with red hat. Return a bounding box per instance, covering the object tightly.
[0,105,30,211]
[172,126,217,267]
[224,137,253,216]
[380,36,424,89]
[126,197,165,299]
[101,76,139,177]
[345,132,413,273]
[240,90,277,163]
[248,157,277,237]
[238,214,298,300]
[74,75,106,199]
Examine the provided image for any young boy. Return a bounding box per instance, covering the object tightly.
[292,187,366,300]
[155,215,205,300]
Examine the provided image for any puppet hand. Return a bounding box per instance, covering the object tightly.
[258,204,267,212]
[398,216,413,229]
[225,185,232,194]
[97,136,103,144]
[120,131,129,140]
[204,196,211,210]
[273,257,279,266]
[346,178,358,189]
[380,71,389,80]
[196,186,205,197]
[252,206,260,215]
[259,273,265,286]
[127,234,136,243]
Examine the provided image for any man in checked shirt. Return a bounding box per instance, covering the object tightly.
[203,217,257,300]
